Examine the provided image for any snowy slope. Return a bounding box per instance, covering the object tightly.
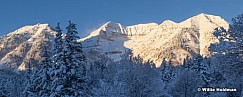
[0,24,56,71]
[79,21,159,62]
[80,13,229,67]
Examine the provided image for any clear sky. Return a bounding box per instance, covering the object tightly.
[1,0,243,37]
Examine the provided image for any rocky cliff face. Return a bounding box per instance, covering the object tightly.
[0,13,229,70]
[80,13,229,67]
[0,24,56,71]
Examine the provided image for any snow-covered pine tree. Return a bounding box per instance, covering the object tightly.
[211,14,243,75]
[23,59,38,97]
[50,21,88,97]
[23,28,53,97]
[182,55,192,70]
[65,21,85,62]
[159,58,168,82]
[0,79,7,97]
[50,48,70,97]
[64,21,88,96]
[89,55,111,81]
[52,23,64,63]
[200,57,212,96]
[26,59,33,80]
[191,54,204,73]
[159,58,175,84]
[209,14,243,96]
[24,46,51,97]
[225,14,243,97]
[169,69,199,97]
[33,45,52,97]
[49,23,65,96]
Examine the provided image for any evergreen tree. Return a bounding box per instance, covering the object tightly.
[200,57,212,96]
[191,54,204,73]
[25,46,51,97]
[169,69,199,97]
[0,79,7,97]
[34,46,52,97]
[208,14,243,96]
[49,23,66,96]
[182,55,192,70]
[23,59,38,97]
[52,23,64,62]
[65,21,88,96]
[225,14,243,97]
[24,28,53,97]
[159,58,175,84]
[65,21,85,62]
[211,14,243,74]
[50,21,88,97]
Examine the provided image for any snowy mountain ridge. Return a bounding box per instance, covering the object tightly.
[80,13,229,67]
[0,24,56,71]
[0,13,229,70]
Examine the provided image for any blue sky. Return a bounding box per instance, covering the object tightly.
[1,0,243,37]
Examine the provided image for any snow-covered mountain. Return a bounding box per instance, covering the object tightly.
[0,24,56,71]
[0,13,229,70]
[80,13,229,67]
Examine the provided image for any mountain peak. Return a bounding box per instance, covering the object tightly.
[179,13,229,29]
[160,20,177,26]
[194,13,214,17]
[0,23,56,71]
[98,21,124,36]
[101,21,123,29]
[192,13,226,23]
[102,21,118,27]
[9,23,49,36]
[197,13,207,16]
[82,21,159,39]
